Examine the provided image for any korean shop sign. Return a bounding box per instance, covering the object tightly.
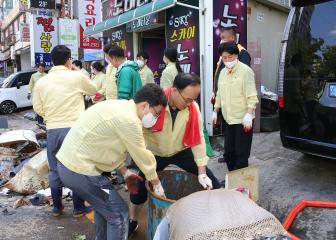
[59,19,79,60]
[29,0,56,9]
[110,25,134,59]
[30,15,58,67]
[79,0,103,49]
[126,13,159,32]
[109,0,153,17]
[166,3,200,75]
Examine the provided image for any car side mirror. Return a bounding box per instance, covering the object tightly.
[16,82,22,89]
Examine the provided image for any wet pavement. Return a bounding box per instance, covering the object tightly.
[0,109,335,239]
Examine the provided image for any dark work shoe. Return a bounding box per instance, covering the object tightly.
[52,206,64,217]
[128,219,138,238]
[73,206,93,218]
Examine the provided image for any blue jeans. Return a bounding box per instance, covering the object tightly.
[58,162,128,240]
[47,128,85,211]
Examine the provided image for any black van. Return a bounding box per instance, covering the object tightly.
[278,0,336,159]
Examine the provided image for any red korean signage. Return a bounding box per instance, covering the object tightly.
[79,0,102,49]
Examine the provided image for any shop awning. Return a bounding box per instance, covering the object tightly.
[84,0,177,36]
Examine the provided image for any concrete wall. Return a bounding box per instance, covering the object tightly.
[247,0,289,92]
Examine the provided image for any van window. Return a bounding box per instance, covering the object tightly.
[282,0,336,143]
[285,1,336,79]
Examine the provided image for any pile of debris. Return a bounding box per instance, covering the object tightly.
[0,129,48,191]
[0,128,54,212]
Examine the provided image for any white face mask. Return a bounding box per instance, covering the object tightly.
[142,112,158,128]
[220,40,226,44]
[136,59,145,68]
[224,59,238,69]
[105,56,110,63]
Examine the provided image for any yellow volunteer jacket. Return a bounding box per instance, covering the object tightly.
[160,62,178,90]
[33,66,97,129]
[81,68,90,78]
[91,72,106,103]
[29,72,47,93]
[101,64,117,100]
[215,61,259,125]
[143,102,209,167]
[139,65,154,86]
[56,100,158,180]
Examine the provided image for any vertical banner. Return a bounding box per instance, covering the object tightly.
[110,26,134,60]
[143,38,166,85]
[30,15,58,67]
[79,0,102,49]
[166,4,200,75]
[20,23,30,42]
[59,19,79,60]
[213,0,247,72]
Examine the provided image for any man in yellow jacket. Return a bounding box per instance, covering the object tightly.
[98,43,118,100]
[28,63,47,124]
[56,84,167,240]
[213,41,258,171]
[33,45,97,217]
[129,73,220,236]
[136,51,154,86]
[28,63,47,100]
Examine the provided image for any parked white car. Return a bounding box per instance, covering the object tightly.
[0,77,5,87]
[0,71,35,114]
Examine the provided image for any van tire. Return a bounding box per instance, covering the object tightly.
[0,101,17,114]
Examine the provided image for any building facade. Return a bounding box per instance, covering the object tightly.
[0,0,73,76]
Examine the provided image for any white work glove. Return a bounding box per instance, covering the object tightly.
[84,95,90,101]
[242,113,253,132]
[153,182,166,198]
[212,111,218,125]
[123,169,143,194]
[198,174,213,190]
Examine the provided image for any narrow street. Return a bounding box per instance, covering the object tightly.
[0,110,335,239]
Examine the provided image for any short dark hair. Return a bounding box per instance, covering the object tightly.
[220,27,237,39]
[51,45,71,66]
[218,41,239,56]
[36,63,46,68]
[137,51,149,61]
[91,61,104,72]
[134,83,167,107]
[173,73,201,90]
[72,60,83,69]
[108,45,125,58]
[103,43,114,54]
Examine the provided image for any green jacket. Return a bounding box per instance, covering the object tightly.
[116,61,142,100]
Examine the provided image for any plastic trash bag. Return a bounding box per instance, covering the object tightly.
[4,149,49,194]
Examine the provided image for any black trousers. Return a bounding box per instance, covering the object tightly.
[224,121,253,171]
[130,149,221,205]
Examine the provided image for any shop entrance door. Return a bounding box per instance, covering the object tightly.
[139,27,166,85]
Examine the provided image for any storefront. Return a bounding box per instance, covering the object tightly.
[84,0,248,135]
